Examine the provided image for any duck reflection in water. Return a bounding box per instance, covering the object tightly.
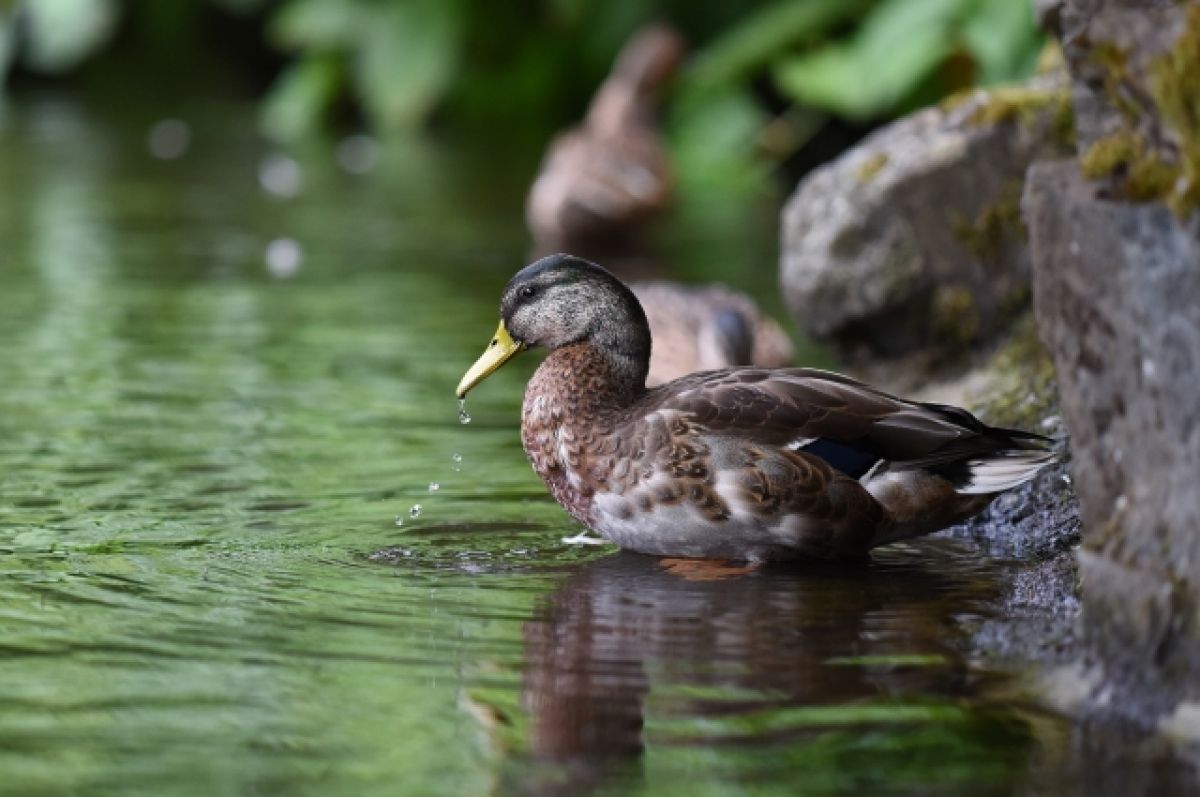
[507,545,1025,795]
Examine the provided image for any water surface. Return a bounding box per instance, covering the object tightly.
[0,97,1118,796]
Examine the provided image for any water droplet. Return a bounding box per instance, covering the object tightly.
[428,482,440,492]
[265,238,303,278]
[452,453,463,463]
[147,119,191,160]
[336,134,379,174]
[451,453,463,472]
[409,504,422,519]
[458,399,472,425]
[394,515,404,527]
[258,153,303,198]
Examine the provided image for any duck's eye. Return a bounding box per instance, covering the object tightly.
[519,286,538,300]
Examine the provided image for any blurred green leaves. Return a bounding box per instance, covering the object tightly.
[262,0,462,139]
[0,0,1044,146]
[772,0,1043,120]
[261,54,345,143]
[687,0,871,91]
[2,0,120,77]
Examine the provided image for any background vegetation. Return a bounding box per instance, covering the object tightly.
[1,0,1042,183]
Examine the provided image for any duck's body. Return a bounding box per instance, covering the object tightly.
[458,255,1053,562]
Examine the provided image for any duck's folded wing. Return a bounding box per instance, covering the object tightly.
[653,368,1046,472]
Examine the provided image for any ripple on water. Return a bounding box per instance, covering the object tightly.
[245,500,310,512]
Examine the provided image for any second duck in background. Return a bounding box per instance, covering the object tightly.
[632,281,793,385]
[526,24,685,249]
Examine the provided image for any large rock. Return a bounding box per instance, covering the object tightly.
[1026,162,1200,720]
[780,73,1074,359]
[1025,0,1200,732]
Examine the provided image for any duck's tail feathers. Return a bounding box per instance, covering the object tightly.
[955,449,1057,495]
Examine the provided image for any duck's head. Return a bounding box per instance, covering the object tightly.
[456,254,650,399]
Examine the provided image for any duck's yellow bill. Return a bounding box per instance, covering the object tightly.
[456,321,525,398]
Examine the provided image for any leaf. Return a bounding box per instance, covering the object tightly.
[259,54,344,142]
[353,0,462,132]
[961,0,1043,84]
[688,0,872,90]
[21,0,120,73]
[669,85,769,189]
[269,0,369,51]
[773,0,967,118]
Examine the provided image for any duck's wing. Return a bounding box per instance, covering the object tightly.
[649,367,1050,480]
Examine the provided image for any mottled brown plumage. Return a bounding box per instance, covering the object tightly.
[526,24,685,246]
[458,254,1055,562]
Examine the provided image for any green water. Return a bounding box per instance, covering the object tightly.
[0,98,1080,796]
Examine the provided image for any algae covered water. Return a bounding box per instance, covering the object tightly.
[0,99,1138,796]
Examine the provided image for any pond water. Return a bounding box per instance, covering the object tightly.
[0,98,1169,796]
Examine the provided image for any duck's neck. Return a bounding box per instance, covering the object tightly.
[525,341,648,421]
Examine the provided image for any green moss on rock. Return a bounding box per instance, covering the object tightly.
[1089,42,1145,124]
[854,152,889,184]
[952,181,1026,261]
[1149,3,1200,216]
[931,285,980,348]
[972,314,1058,430]
[964,84,1076,148]
[1080,130,1179,201]
[1077,7,1200,217]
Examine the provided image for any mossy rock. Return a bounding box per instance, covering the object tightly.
[964,84,1077,149]
[1148,3,1200,216]
[952,180,1027,261]
[1080,130,1179,200]
[1071,3,1200,217]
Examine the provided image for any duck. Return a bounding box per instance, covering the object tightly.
[631,281,794,386]
[526,24,686,247]
[456,254,1054,562]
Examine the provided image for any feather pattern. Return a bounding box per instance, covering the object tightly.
[465,254,1055,562]
[520,352,1053,561]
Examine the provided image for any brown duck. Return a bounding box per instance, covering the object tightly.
[456,254,1054,562]
[632,281,794,386]
[526,24,685,246]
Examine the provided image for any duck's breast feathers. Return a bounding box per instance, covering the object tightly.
[643,367,1050,470]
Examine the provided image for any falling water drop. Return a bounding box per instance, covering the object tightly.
[458,399,472,425]
[428,482,440,493]
[452,453,463,472]
[394,516,404,527]
[409,504,422,519]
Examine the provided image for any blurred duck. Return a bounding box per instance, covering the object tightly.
[456,254,1056,562]
[526,24,686,247]
[631,281,794,385]
[526,25,791,383]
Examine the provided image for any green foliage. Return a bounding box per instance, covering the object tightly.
[264,0,462,137]
[0,0,1045,146]
[774,0,1043,120]
[669,85,770,192]
[686,0,871,90]
[8,0,120,74]
[260,53,345,143]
